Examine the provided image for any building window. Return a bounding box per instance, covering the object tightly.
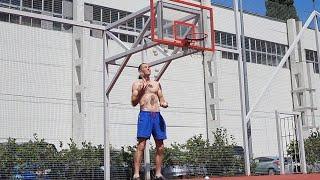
[256,39,262,51]
[0,0,72,32]
[119,33,127,42]
[44,0,53,12]
[111,9,118,23]
[305,49,319,74]
[32,18,41,27]
[76,92,82,113]
[53,21,62,31]
[128,35,135,43]
[21,16,31,25]
[0,12,9,22]
[257,52,262,64]
[245,51,250,62]
[227,52,233,59]
[102,7,110,23]
[85,3,144,42]
[93,5,101,22]
[136,16,143,29]
[295,73,301,88]
[215,30,287,67]
[222,51,227,59]
[22,0,32,8]
[11,0,20,6]
[207,60,213,76]
[250,52,256,63]
[246,37,287,67]
[297,92,303,106]
[226,33,233,47]
[209,104,215,120]
[10,14,20,24]
[215,30,236,49]
[33,0,42,10]
[0,0,71,19]
[221,51,238,61]
[0,0,10,3]
[53,0,62,14]
[215,31,221,45]
[1,13,69,32]
[208,83,214,99]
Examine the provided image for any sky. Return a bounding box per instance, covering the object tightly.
[211,0,320,23]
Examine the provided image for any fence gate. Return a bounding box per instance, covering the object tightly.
[275,111,307,174]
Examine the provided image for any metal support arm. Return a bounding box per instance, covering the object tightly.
[106,18,153,95]
[149,50,198,67]
[105,6,150,30]
[104,41,159,63]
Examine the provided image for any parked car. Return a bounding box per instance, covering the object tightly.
[110,164,131,180]
[231,146,245,175]
[162,164,208,179]
[162,164,189,178]
[11,162,51,180]
[187,164,208,177]
[307,162,320,173]
[253,156,300,175]
[101,164,132,180]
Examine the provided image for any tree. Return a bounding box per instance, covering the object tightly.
[150,128,244,177]
[0,135,106,179]
[287,131,320,172]
[266,0,299,21]
[0,129,244,178]
[0,134,59,179]
[205,128,244,176]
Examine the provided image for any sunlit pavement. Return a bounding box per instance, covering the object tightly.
[182,173,320,180]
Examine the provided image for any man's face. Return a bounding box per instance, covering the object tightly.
[139,63,151,77]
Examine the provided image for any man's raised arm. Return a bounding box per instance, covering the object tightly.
[157,82,168,108]
[131,82,141,107]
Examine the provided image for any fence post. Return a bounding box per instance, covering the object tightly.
[144,142,151,180]
[103,30,111,180]
[275,111,285,174]
[296,115,307,173]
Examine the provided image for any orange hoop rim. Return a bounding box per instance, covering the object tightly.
[185,32,208,42]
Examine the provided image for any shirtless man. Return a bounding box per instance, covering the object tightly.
[131,63,168,180]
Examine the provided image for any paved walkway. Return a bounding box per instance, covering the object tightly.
[183,173,320,180]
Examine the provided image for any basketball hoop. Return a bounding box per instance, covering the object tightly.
[183,33,208,47]
[151,0,215,52]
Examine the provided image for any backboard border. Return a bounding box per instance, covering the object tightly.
[150,0,215,52]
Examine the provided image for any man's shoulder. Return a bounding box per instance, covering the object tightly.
[151,80,159,84]
[133,79,142,84]
[151,80,161,88]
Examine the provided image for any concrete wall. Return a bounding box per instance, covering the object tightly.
[0,21,73,147]
[214,5,288,44]
[216,56,292,157]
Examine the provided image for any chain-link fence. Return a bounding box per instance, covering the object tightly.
[0,2,106,178]
[1,0,320,179]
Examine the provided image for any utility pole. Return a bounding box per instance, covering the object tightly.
[233,0,251,175]
[239,0,253,160]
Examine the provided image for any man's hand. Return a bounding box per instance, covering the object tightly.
[138,81,148,95]
[157,82,167,108]
[132,80,148,107]
[160,101,168,108]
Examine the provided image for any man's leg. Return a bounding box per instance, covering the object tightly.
[155,139,164,177]
[133,138,147,178]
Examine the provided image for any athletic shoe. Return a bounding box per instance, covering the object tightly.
[154,176,166,180]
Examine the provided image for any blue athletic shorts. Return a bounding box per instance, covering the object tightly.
[137,111,167,140]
